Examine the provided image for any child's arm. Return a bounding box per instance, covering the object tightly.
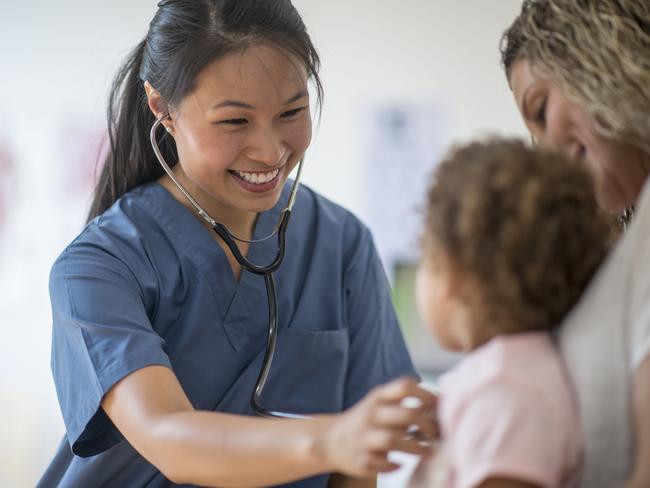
[625,358,650,488]
[477,479,540,488]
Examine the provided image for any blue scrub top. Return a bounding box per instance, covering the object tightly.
[39,182,418,488]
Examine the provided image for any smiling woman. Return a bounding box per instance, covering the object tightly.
[501,0,650,215]
[144,44,313,266]
[36,1,436,487]
[501,1,650,487]
[507,59,649,215]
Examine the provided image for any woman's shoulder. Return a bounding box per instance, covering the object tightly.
[52,183,168,276]
[560,177,650,363]
[442,333,560,391]
[294,184,372,243]
[440,334,578,431]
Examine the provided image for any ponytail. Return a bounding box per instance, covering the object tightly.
[87,40,175,221]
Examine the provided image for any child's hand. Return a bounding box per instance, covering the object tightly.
[317,377,438,478]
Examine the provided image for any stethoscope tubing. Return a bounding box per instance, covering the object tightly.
[149,114,308,419]
[150,115,304,244]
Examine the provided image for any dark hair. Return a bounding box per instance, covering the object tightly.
[88,0,323,221]
[424,138,611,332]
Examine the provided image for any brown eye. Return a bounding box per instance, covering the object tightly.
[219,118,248,126]
[281,107,306,118]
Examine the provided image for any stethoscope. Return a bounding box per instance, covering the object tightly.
[150,115,307,419]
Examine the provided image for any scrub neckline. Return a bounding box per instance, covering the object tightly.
[139,182,290,343]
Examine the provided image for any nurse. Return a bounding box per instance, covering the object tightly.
[38,1,435,487]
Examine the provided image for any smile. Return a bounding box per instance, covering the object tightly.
[230,168,281,185]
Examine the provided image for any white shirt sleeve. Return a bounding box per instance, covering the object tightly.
[629,180,650,371]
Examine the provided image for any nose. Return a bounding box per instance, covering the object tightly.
[245,127,288,167]
[540,102,586,159]
[536,129,573,157]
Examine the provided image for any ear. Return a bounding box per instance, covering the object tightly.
[432,249,458,298]
[144,81,174,133]
[438,250,479,307]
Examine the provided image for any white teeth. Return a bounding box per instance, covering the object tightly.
[233,168,280,185]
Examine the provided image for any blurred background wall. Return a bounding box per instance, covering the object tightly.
[0,1,527,486]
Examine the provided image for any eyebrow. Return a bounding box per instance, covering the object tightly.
[211,90,309,110]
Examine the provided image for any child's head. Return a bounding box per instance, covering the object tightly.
[416,138,611,352]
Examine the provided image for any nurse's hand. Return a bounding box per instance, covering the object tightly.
[319,377,438,478]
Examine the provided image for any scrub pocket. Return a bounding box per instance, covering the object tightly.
[260,327,349,414]
[213,326,350,416]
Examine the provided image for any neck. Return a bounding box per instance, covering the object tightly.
[452,304,521,353]
[446,303,483,353]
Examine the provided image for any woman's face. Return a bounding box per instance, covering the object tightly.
[510,59,649,213]
[159,43,312,218]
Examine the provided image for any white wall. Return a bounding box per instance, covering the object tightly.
[297,0,527,212]
[0,1,526,486]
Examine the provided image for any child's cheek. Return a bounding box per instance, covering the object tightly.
[414,265,437,333]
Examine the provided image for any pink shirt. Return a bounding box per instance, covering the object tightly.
[410,332,582,488]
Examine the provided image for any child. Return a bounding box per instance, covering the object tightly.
[410,139,612,488]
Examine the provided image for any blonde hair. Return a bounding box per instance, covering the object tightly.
[501,0,650,155]
[424,138,611,332]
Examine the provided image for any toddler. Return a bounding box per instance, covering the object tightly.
[410,139,611,488]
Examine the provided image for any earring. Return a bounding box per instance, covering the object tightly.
[165,126,173,134]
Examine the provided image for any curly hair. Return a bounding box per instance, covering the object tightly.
[424,138,611,332]
[500,0,650,155]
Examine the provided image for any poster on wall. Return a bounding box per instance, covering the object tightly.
[362,102,446,268]
[362,102,459,374]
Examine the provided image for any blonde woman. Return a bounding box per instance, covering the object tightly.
[501,1,650,487]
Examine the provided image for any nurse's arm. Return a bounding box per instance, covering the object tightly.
[102,365,436,487]
[625,357,650,488]
[102,364,325,486]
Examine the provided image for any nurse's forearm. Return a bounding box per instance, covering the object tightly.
[102,365,334,486]
[102,365,436,485]
[149,411,334,486]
